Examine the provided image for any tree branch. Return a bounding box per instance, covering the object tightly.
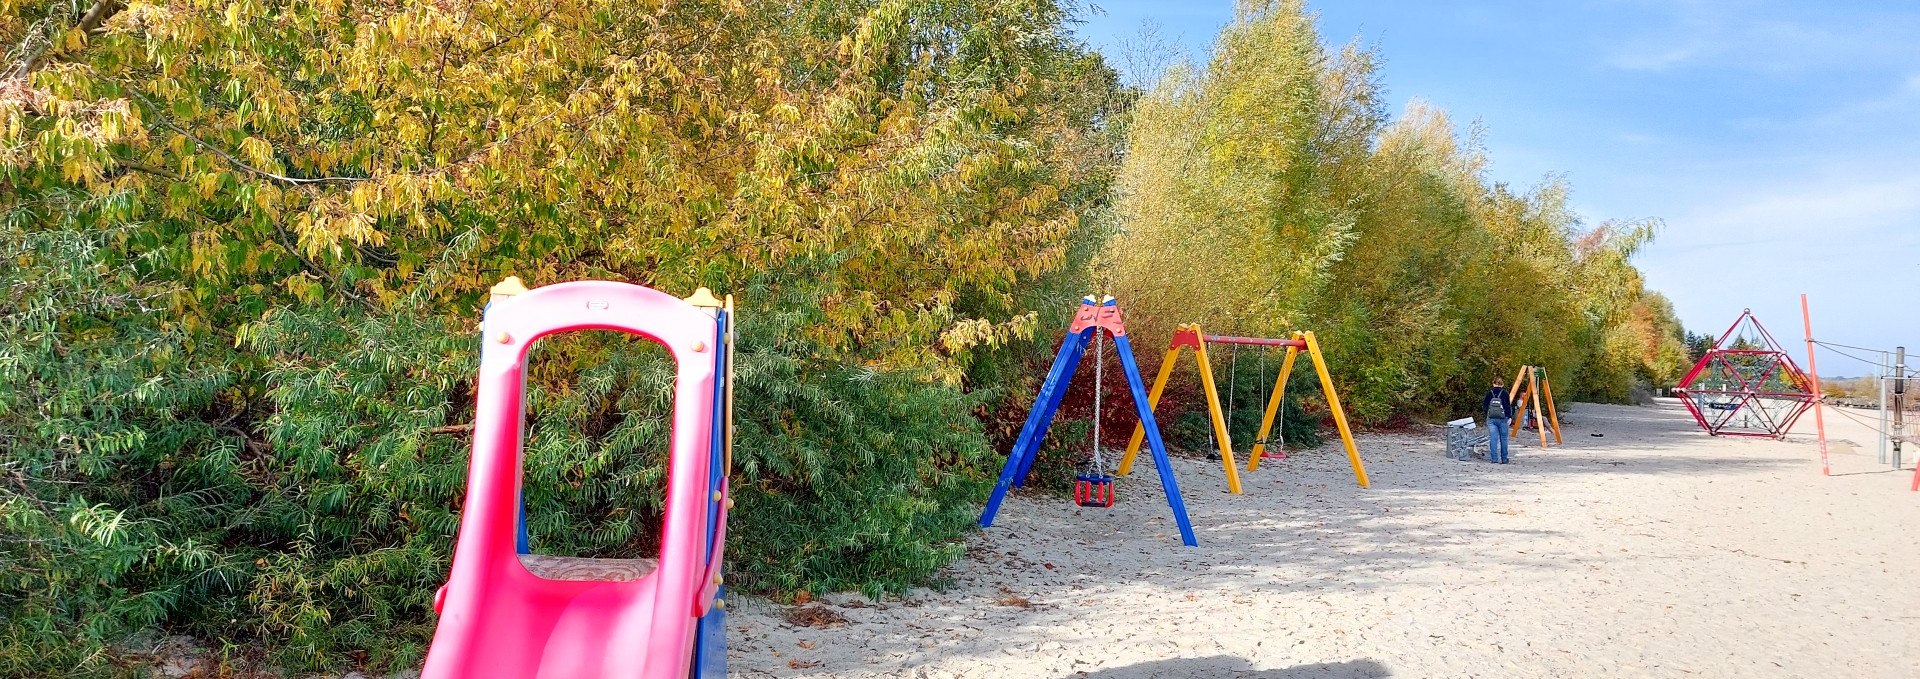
[123,88,372,186]
[110,156,180,180]
[7,0,125,82]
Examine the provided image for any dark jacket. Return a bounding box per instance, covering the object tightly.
[1482,387,1515,420]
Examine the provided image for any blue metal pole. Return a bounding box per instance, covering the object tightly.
[693,308,731,677]
[1013,331,1089,486]
[704,310,727,559]
[980,327,1089,527]
[1113,333,1198,547]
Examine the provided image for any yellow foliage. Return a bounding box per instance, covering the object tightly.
[1104,0,1682,416]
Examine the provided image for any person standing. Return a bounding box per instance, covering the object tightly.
[1483,377,1515,464]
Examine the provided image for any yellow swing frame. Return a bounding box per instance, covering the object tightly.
[1506,365,1563,447]
[1116,324,1370,491]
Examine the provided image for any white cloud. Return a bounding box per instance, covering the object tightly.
[1662,171,1920,250]
[1609,44,1704,72]
[1638,167,1920,349]
[1602,7,1920,75]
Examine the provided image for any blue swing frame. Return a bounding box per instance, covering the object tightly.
[978,296,1198,546]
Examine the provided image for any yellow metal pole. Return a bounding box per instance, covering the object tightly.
[1529,367,1548,448]
[1119,343,1185,476]
[1304,332,1369,487]
[1540,371,1563,445]
[1193,338,1243,494]
[1247,345,1299,472]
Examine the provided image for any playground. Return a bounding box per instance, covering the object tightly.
[12,2,1920,677]
[725,400,1919,678]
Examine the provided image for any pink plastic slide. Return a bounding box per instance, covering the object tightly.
[421,280,733,679]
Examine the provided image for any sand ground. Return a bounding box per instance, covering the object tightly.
[725,400,1920,678]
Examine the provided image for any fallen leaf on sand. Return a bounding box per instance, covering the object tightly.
[785,605,849,628]
[995,585,1034,609]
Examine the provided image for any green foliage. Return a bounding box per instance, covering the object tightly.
[1684,329,1716,366]
[1158,353,1325,453]
[1102,0,1687,420]
[1,0,1696,674]
[2,0,1121,674]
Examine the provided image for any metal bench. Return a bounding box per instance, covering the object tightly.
[1444,417,1486,461]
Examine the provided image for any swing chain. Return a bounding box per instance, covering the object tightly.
[1257,347,1282,450]
[1227,345,1238,443]
[1257,349,1267,448]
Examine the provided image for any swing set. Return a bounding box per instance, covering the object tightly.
[1117,324,1370,491]
[1505,365,1563,448]
[978,295,1198,546]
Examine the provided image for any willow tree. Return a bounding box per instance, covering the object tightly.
[1100,0,1681,421]
[2,0,1121,672]
[1101,0,1377,342]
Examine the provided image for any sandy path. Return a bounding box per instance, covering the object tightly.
[726,400,1920,678]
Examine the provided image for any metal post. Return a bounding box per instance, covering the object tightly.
[1800,295,1830,476]
[1894,346,1906,468]
[1878,352,1889,465]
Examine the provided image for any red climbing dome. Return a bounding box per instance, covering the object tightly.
[1675,309,1816,439]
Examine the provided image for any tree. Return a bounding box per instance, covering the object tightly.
[2,0,1122,672]
[1685,330,1716,365]
[1098,0,1678,418]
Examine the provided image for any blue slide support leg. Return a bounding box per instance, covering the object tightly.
[690,308,731,677]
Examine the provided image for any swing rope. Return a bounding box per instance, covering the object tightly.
[1075,331,1116,508]
[1088,330,1107,476]
[1255,350,1263,451]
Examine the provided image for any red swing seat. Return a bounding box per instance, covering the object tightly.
[1073,473,1115,508]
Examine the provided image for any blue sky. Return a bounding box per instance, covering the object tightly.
[1073,0,1920,377]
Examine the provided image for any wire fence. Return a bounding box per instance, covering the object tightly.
[1810,340,1920,378]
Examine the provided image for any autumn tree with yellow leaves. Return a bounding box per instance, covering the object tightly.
[2,0,1692,674]
[1102,1,1687,424]
[3,0,1122,672]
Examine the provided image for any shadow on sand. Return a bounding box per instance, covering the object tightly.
[1058,656,1390,678]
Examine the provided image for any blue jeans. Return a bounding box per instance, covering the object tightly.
[1487,418,1510,463]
